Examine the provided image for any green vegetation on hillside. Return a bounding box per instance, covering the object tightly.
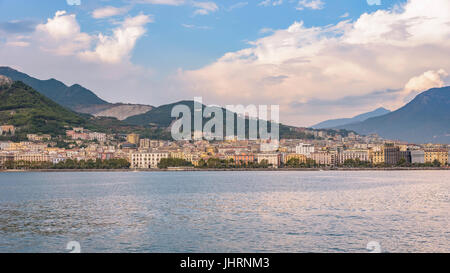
[0,81,87,137]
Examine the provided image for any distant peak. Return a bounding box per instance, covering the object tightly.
[374,107,390,112]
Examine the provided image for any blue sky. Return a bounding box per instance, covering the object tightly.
[0,0,403,73]
[0,0,449,126]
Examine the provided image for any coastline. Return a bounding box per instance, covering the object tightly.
[0,167,449,173]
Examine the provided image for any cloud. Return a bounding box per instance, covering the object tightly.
[35,10,92,55]
[259,0,283,7]
[177,0,450,126]
[92,6,130,19]
[67,0,81,6]
[181,23,212,30]
[226,2,248,11]
[81,14,153,63]
[396,69,449,105]
[192,1,218,15]
[136,0,218,15]
[296,0,325,10]
[367,0,381,6]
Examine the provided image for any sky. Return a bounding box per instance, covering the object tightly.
[0,0,449,127]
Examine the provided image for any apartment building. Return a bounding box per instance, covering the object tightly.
[295,143,315,156]
[14,153,51,162]
[425,149,448,166]
[131,152,169,169]
[257,153,281,168]
[338,150,370,165]
[310,152,335,166]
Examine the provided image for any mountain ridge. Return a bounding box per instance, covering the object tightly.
[312,107,391,129]
[0,67,153,120]
[338,87,450,144]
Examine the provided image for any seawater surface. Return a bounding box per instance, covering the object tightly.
[0,171,448,253]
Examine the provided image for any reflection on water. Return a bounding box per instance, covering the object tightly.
[0,171,448,253]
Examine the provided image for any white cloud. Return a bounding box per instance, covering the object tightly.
[227,2,248,11]
[192,1,218,15]
[396,69,449,105]
[296,0,325,10]
[92,6,130,19]
[259,0,283,7]
[178,0,450,126]
[35,11,92,55]
[81,14,153,63]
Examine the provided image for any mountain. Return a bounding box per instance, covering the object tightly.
[0,66,108,110]
[124,100,353,139]
[0,67,153,120]
[0,79,88,136]
[312,107,391,129]
[338,87,450,144]
[0,78,166,139]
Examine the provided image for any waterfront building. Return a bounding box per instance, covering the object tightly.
[338,150,370,165]
[369,147,384,164]
[283,153,307,164]
[257,153,281,168]
[233,153,256,166]
[384,144,401,165]
[310,152,335,166]
[295,143,315,156]
[0,153,14,168]
[14,153,51,162]
[131,152,169,169]
[424,149,448,166]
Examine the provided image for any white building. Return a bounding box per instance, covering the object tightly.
[89,132,107,142]
[411,150,425,164]
[338,150,370,165]
[131,152,169,169]
[256,153,281,168]
[295,143,315,156]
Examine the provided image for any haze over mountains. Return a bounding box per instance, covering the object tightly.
[337,87,450,144]
[312,107,391,129]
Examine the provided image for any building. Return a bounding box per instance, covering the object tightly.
[14,153,51,162]
[27,134,51,142]
[89,132,107,142]
[0,153,14,168]
[310,152,335,166]
[0,125,15,136]
[295,143,315,156]
[283,153,307,164]
[139,138,151,149]
[384,144,401,165]
[338,150,370,165]
[127,134,140,145]
[233,153,256,166]
[424,149,448,166]
[131,152,168,169]
[411,150,425,164]
[257,153,281,168]
[369,147,384,165]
